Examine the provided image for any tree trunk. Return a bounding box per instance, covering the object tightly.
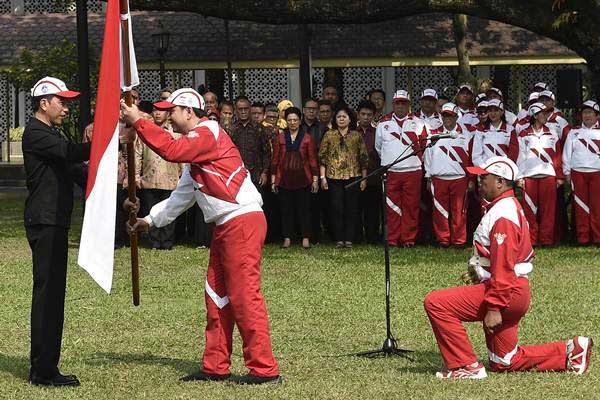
[452,14,475,86]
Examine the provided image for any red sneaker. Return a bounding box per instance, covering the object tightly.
[567,336,593,375]
[436,363,487,379]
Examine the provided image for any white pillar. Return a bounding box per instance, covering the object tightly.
[288,68,301,107]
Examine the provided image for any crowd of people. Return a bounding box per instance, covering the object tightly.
[117,80,600,251]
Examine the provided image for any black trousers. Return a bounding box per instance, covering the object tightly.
[262,185,281,243]
[140,189,176,249]
[357,184,382,243]
[329,178,360,242]
[279,186,312,239]
[192,204,214,247]
[26,224,69,377]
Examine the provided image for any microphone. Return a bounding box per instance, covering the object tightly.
[429,131,459,142]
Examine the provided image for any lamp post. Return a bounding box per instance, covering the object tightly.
[152,23,170,89]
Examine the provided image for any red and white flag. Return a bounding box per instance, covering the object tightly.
[78,0,138,293]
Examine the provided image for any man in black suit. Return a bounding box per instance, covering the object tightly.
[23,77,90,387]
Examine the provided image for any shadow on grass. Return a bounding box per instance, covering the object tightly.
[0,353,29,380]
[84,352,198,374]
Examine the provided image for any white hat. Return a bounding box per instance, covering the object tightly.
[487,99,504,110]
[534,82,549,91]
[475,93,487,104]
[528,102,548,116]
[420,88,438,100]
[466,156,519,181]
[31,76,80,98]
[457,84,474,94]
[539,90,555,101]
[476,100,489,109]
[393,89,410,102]
[154,88,205,110]
[528,92,540,103]
[582,100,600,113]
[441,102,459,116]
[486,87,503,98]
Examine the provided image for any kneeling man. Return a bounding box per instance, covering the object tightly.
[424,156,592,379]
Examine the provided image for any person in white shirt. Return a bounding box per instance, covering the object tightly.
[375,89,428,247]
[472,99,519,168]
[424,102,475,247]
[562,100,600,245]
[516,102,564,246]
[515,92,540,133]
[415,88,442,131]
[486,87,517,126]
[455,84,478,128]
[539,90,570,143]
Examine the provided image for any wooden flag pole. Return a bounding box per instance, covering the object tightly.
[120,0,140,306]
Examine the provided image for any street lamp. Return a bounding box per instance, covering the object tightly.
[152,22,171,88]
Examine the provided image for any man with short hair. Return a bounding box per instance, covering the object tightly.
[122,88,281,385]
[424,156,592,379]
[322,83,339,105]
[318,99,333,133]
[415,88,442,131]
[24,77,90,387]
[369,89,386,127]
[302,97,322,148]
[230,96,271,188]
[219,100,234,133]
[251,101,266,124]
[455,84,478,128]
[158,87,172,102]
[203,91,219,114]
[375,89,428,247]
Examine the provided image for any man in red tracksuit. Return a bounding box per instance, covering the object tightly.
[121,88,281,385]
[424,156,592,379]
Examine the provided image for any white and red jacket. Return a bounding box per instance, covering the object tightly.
[516,124,564,179]
[375,112,427,172]
[458,107,479,129]
[504,109,518,126]
[547,111,570,143]
[562,123,600,175]
[472,122,519,167]
[134,117,263,227]
[415,109,442,131]
[423,123,474,179]
[470,190,534,311]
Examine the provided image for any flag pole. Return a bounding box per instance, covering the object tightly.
[119,0,140,306]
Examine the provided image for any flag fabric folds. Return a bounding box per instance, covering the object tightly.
[78,0,137,293]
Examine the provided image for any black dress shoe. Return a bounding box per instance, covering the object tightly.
[180,371,231,382]
[29,371,80,387]
[232,374,282,385]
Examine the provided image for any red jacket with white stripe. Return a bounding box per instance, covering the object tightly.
[472,122,519,167]
[562,123,600,175]
[517,124,564,179]
[470,190,534,311]
[134,117,263,226]
[423,123,474,179]
[375,112,427,172]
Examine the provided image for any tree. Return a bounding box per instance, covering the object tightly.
[6,39,99,140]
[452,14,475,88]
[129,0,600,96]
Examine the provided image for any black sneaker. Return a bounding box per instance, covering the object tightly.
[180,371,231,382]
[232,374,282,385]
[29,371,80,387]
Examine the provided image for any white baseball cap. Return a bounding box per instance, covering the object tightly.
[475,93,487,104]
[486,87,503,98]
[527,92,540,103]
[393,89,410,102]
[539,90,555,101]
[476,100,489,110]
[466,156,519,181]
[581,100,600,113]
[153,88,205,110]
[487,99,504,110]
[31,76,80,99]
[528,102,548,116]
[420,88,438,100]
[458,84,473,94]
[534,82,549,91]
[441,102,459,116]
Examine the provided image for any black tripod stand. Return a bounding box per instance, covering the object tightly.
[346,137,440,358]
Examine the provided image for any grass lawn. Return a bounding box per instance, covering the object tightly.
[0,198,599,400]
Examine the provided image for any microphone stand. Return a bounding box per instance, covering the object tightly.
[345,136,443,358]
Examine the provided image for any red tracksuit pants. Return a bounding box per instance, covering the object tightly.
[386,170,422,246]
[571,170,600,244]
[424,278,567,372]
[522,176,556,246]
[202,211,279,377]
[430,177,469,246]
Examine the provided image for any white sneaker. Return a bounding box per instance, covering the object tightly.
[436,363,488,379]
[567,336,593,375]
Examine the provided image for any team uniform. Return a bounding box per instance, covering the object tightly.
[134,116,280,379]
[424,122,474,246]
[562,122,600,244]
[375,112,427,246]
[472,122,519,167]
[415,109,442,131]
[458,107,479,129]
[517,124,563,245]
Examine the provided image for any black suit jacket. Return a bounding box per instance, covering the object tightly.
[23,117,91,228]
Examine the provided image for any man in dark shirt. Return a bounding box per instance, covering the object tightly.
[23,77,90,387]
[229,96,271,187]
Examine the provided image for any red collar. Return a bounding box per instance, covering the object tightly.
[484,189,515,211]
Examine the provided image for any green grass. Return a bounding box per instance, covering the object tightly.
[1,198,599,399]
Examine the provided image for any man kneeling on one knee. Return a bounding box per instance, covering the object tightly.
[424,156,593,379]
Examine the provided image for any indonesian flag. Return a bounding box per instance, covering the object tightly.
[78,0,139,293]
